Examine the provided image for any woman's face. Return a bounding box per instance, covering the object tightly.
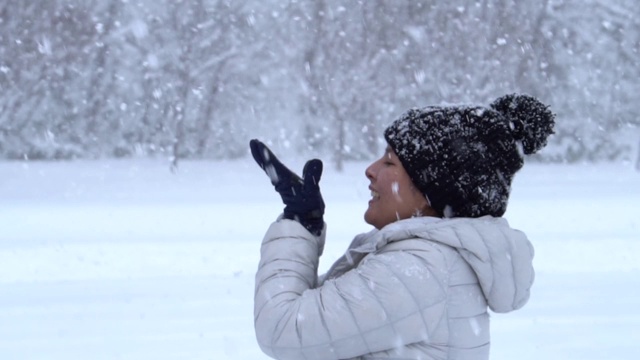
[364,146,433,229]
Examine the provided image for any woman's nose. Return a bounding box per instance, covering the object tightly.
[365,163,375,180]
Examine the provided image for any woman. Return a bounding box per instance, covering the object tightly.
[250,93,555,360]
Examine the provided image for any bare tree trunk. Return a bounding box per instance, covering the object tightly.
[334,115,345,172]
[169,0,193,173]
[328,101,345,172]
[85,0,118,152]
[636,136,640,171]
[301,0,327,153]
[516,0,551,97]
[170,61,191,173]
[170,112,185,173]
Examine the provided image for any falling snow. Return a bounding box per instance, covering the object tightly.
[0,160,639,359]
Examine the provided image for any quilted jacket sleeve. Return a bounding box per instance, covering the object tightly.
[254,221,449,360]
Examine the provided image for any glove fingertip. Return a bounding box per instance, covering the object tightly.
[249,139,264,164]
[249,139,262,154]
[250,139,278,173]
[303,159,323,185]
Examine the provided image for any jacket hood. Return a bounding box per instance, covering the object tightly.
[347,216,535,313]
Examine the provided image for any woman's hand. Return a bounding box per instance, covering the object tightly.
[249,139,325,235]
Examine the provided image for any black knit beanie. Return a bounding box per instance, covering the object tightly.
[384,93,555,218]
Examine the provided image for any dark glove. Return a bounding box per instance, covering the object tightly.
[250,139,325,235]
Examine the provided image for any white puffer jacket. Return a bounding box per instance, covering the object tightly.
[254,216,534,360]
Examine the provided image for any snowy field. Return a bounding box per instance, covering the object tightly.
[1,158,639,360]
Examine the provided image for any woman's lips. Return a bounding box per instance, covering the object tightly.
[369,187,380,203]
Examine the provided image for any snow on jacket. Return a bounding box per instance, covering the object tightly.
[254,215,534,360]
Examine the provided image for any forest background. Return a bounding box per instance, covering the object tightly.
[1,0,639,170]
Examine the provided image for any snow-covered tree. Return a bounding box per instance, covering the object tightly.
[0,0,638,166]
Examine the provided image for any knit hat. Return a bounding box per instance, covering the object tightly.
[384,93,555,218]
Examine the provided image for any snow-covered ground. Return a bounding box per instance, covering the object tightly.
[1,158,639,360]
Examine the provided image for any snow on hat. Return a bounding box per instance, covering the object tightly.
[384,93,555,218]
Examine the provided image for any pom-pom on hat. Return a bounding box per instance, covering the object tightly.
[384,93,555,218]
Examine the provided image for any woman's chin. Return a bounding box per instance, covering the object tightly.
[363,209,374,226]
[364,210,382,229]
